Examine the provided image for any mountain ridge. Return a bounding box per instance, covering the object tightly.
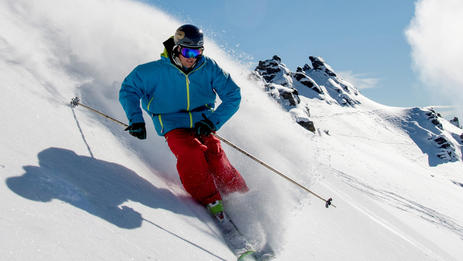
[253,54,463,165]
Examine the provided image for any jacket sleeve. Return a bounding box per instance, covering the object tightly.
[207,60,241,130]
[119,67,145,125]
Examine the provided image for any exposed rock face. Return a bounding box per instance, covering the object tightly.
[297,119,316,133]
[302,56,360,106]
[425,109,443,130]
[434,136,458,161]
[402,107,462,164]
[255,55,293,87]
[254,56,315,132]
[450,117,461,128]
[309,56,337,77]
[293,68,323,94]
[264,83,300,107]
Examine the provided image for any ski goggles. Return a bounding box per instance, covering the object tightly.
[180,47,203,58]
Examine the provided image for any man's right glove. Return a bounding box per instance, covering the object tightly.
[125,122,146,140]
[194,114,216,137]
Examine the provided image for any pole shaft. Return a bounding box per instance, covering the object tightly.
[214,134,335,207]
[77,102,128,127]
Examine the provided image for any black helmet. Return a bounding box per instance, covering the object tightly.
[174,24,204,48]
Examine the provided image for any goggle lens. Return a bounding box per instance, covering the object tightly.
[180,47,203,58]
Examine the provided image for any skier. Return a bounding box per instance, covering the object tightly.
[119,24,249,223]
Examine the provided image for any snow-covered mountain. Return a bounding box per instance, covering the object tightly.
[253,54,463,165]
[1,0,463,260]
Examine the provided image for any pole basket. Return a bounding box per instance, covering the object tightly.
[70,97,80,108]
[325,198,333,208]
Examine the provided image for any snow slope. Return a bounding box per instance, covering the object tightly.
[1,0,462,260]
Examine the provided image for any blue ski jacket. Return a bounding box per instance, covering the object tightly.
[119,46,241,136]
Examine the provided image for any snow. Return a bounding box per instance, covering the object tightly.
[1,0,463,260]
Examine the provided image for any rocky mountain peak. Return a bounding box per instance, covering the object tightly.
[308,56,337,77]
[252,55,365,133]
[255,55,361,107]
[255,55,292,87]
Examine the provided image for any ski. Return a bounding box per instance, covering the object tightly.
[212,212,275,261]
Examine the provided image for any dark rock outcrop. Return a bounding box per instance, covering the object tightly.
[254,55,315,132]
[255,55,292,86]
[434,136,458,161]
[425,109,443,130]
[309,56,337,77]
[450,117,461,128]
[293,70,323,94]
[403,107,461,164]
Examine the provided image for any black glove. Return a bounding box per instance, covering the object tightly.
[194,114,216,137]
[125,122,146,140]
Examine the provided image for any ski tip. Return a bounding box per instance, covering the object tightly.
[260,253,276,260]
[238,250,257,261]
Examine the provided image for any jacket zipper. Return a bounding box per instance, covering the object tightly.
[165,62,207,129]
[185,75,193,128]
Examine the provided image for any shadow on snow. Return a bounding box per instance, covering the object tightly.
[6,147,192,229]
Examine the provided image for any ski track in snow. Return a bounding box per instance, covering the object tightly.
[331,169,463,240]
[320,182,442,260]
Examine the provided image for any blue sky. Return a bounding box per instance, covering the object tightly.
[144,0,462,114]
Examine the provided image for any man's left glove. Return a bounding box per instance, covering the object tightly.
[194,114,216,137]
[125,122,146,140]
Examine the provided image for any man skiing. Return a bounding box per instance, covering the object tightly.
[119,24,249,222]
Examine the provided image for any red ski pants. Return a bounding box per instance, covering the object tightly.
[165,129,248,206]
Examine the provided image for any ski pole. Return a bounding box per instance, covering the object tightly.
[70,97,129,127]
[213,134,335,208]
[70,97,335,208]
